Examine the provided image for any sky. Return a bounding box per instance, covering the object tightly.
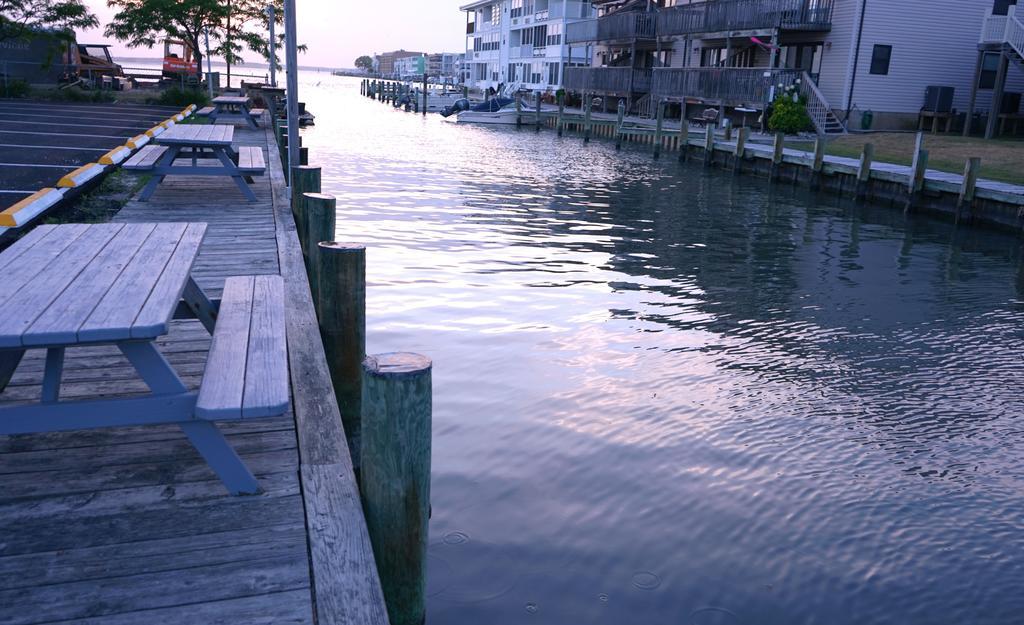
[79,0,469,68]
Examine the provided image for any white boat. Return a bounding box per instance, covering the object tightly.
[455,103,520,125]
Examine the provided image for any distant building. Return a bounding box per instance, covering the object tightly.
[459,0,597,94]
[428,52,466,81]
[376,50,425,78]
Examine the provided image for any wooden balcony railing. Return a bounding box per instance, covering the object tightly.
[566,11,657,44]
[651,67,802,107]
[564,67,654,95]
[658,0,834,36]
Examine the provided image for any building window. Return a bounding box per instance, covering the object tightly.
[547,62,559,85]
[979,51,1000,89]
[547,22,563,46]
[511,0,523,18]
[869,44,892,75]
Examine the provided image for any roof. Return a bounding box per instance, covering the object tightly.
[459,0,501,11]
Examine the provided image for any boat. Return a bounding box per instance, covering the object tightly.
[445,97,518,124]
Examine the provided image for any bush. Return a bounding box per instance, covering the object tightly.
[0,79,30,98]
[768,83,813,134]
[46,87,116,103]
[153,87,209,108]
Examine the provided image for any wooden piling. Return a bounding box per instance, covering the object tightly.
[614,100,626,150]
[423,73,428,116]
[770,131,785,181]
[957,157,981,223]
[905,132,929,213]
[856,143,874,201]
[316,242,366,461]
[290,166,320,255]
[679,118,689,163]
[299,146,309,166]
[556,93,565,136]
[535,92,542,131]
[653,100,665,159]
[583,94,593,143]
[302,192,337,305]
[733,126,748,174]
[361,352,433,625]
[810,136,825,190]
[703,125,714,167]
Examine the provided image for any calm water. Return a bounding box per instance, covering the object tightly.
[298,74,1024,625]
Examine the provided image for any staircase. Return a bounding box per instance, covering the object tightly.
[635,93,654,118]
[799,71,846,135]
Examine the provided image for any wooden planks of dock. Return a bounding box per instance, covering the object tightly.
[0,122,386,624]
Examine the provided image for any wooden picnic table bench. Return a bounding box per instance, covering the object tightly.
[0,223,288,495]
[125,125,266,202]
[208,95,262,129]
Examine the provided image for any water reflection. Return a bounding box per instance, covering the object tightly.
[299,74,1024,625]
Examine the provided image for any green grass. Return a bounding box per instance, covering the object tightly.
[791,133,1024,186]
[44,170,150,225]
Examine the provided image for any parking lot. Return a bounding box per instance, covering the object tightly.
[0,100,183,210]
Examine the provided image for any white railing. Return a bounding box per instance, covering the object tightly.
[981,15,1009,43]
[798,70,840,134]
[1005,7,1024,58]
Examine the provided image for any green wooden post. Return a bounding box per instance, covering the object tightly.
[290,166,320,257]
[361,352,432,625]
[957,157,981,223]
[733,126,748,174]
[515,94,522,128]
[856,142,874,201]
[423,72,428,116]
[317,242,366,463]
[299,146,309,166]
[615,99,626,150]
[556,92,565,136]
[583,94,593,143]
[303,192,337,305]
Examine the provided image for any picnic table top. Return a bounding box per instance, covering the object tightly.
[212,95,251,105]
[159,124,234,146]
[0,222,206,348]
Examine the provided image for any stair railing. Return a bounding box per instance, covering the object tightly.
[1004,6,1024,59]
[799,70,843,135]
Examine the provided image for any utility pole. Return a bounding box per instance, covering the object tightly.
[285,0,300,186]
[204,27,213,98]
[266,5,277,87]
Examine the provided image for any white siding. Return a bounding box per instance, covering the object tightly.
[827,0,1024,117]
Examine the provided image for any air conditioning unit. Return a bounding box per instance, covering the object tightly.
[923,86,954,113]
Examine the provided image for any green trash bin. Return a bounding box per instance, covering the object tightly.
[861,109,874,130]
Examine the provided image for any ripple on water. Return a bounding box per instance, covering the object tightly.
[300,75,1024,625]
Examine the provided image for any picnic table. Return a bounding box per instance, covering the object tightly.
[0,223,288,495]
[126,125,266,202]
[208,95,262,129]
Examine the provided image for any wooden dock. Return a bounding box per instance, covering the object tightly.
[0,121,387,624]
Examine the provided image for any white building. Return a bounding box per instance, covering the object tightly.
[562,0,1024,133]
[460,0,597,94]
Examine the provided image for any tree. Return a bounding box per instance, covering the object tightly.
[105,0,226,72]
[0,0,97,43]
[354,55,373,72]
[214,0,285,89]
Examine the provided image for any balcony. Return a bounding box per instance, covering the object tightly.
[651,67,801,107]
[564,67,653,95]
[658,0,833,37]
[565,11,657,44]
